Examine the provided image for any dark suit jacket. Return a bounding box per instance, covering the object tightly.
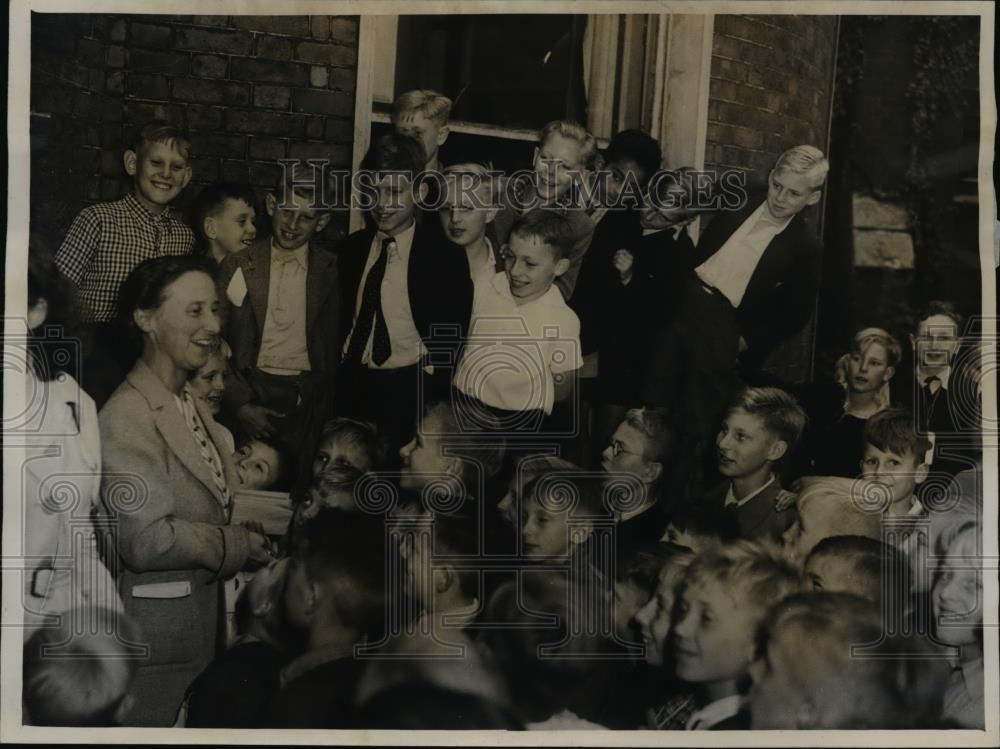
[703,479,793,543]
[337,224,474,373]
[218,238,342,412]
[692,195,823,369]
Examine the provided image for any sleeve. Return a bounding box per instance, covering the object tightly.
[55,207,101,286]
[549,309,583,374]
[100,407,250,578]
[217,255,257,412]
[554,212,596,301]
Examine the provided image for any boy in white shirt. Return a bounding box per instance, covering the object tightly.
[453,209,582,432]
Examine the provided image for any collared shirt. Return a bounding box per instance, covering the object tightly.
[917,365,952,393]
[55,192,195,323]
[279,641,355,689]
[257,241,311,374]
[685,695,743,730]
[619,496,657,523]
[468,237,500,286]
[344,222,425,369]
[453,272,582,414]
[724,474,776,509]
[694,202,791,308]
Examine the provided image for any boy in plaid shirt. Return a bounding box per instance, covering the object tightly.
[56,120,195,402]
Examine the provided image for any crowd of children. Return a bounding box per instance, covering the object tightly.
[19,86,986,731]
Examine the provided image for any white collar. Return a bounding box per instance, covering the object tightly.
[490,271,562,308]
[377,220,416,260]
[916,365,952,390]
[685,695,743,730]
[725,474,776,508]
[269,239,309,268]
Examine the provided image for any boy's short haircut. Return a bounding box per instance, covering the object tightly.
[604,129,662,186]
[617,543,690,593]
[682,540,802,617]
[134,118,192,161]
[392,89,453,127]
[863,408,931,464]
[539,120,600,171]
[853,327,903,367]
[191,182,258,242]
[23,609,141,726]
[508,208,575,260]
[291,508,388,634]
[443,162,500,205]
[422,400,505,484]
[361,132,427,177]
[728,386,808,451]
[273,161,330,208]
[524,472,608,518]
[758,591,948,728]
[623,407,678,467]
[805,535,904,603]
[773,144,829,188]
[319,416,385,470]
[915,299,963,330]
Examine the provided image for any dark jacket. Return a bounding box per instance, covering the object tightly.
[691,196,823,369]
[702,479,793,543]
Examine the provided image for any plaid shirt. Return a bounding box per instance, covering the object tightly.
[56,192,195,323]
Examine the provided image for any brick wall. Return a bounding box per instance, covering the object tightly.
[30,13,359,247]
[704,14,839,383]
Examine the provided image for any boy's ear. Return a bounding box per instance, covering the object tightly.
[553,257,571,277]
[315,211,331,233]
[203,216,218,240]
[767,439,789,463]
[805,189,822,208]
[180,165,193,190]
[569,521,594,547]
[914,461,929,485]
[27,297,48,331]
[644,460,664,485]
[416,180,430,206]
[884,365,896,382]
[123,150,138,177]
[265,192,277,216]
[437,125,450,148]
[434,566,453,594]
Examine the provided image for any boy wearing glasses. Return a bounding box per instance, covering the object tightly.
[600,407,679,556]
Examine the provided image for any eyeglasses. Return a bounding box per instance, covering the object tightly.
[609,440,640,458]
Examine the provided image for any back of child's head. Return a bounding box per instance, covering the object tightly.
[190,182,257,244]
[480,569,615,723]
[428,507,481,602]
[623,406,678,469]
[753,591,947,728]
[508,208,574,260]
[603,129,662,186]
[804,535,905,604]
[772,144,829,188]
[23,609,141,726]
[317,416,385,473]
[391,89,453,127]
[422,400,505,486]
[863,408,930,465]
[361,131,427,176]
[538,120,600,171]
[729,386,808,455]
[683,540,803,619]
[291,507,387,636]
[789,476,884,556]
[133,118,191,161]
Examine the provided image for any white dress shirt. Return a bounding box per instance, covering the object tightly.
[695,202,791,307]
[258,241,310,374]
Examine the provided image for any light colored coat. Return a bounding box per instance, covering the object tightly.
[99,360,250,726]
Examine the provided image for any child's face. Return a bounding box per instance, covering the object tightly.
[497,474,527,527]
[913,313,960,370]
[932,536,982,646]
[126,140,192,212]
[601,421,655,484]
[633,568,680,666]
[640,184,695,231]
[673,578,756,688]
[604,157,648,205]
[804,554,861,596]
[860,444,926,509]
[782,496,840,563]
[399,412,453,491]
[266,189,330,250]
[189,353,226,416]
[521,496,578,559]
[765,166,820,221]
[847,341,894,394]
[504,232,568,305]
[395,110,448,167]
[749,624,814,729]
[206,198,257,257]
[312,435,372,478]
[613,580,649,642]
[371,173,421,237]
[716,408,784,479]
[234,440,281,490]
[534,132,587,201]
[439,177,496,248]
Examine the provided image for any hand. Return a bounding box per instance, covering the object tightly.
[245,531,275,570]
[612,249,634,285]
[237,403,284,439]
[774,489,797,512]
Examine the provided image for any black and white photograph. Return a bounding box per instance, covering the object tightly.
[2,0,997,743]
